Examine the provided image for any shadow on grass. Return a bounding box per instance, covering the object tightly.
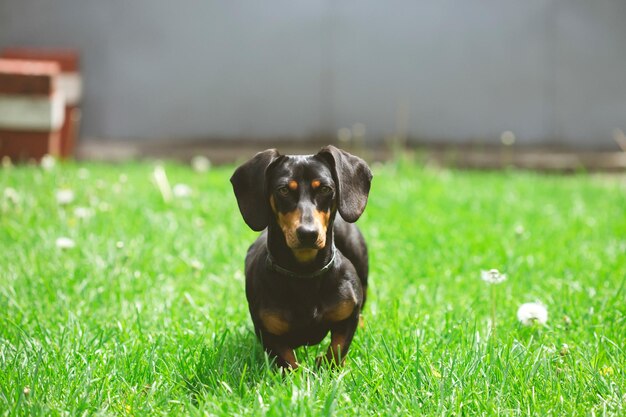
[181,326,271,404]
[181,326,335,405]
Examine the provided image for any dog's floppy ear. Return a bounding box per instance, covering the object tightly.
[230,149,281,231]
[317,145,373,223]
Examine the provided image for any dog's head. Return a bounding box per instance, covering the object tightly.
[231,145,372,262]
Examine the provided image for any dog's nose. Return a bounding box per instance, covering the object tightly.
[296,226,318,246]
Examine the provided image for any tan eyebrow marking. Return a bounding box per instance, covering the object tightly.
[311,180,321,189]
[288,180,298,190]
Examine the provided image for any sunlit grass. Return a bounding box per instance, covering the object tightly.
[1,157,625,416]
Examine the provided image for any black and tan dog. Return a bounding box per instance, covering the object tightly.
[230,145,372,369]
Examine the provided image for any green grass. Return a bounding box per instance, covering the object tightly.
[1,157,625,416]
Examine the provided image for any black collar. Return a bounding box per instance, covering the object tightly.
[266,246,336,279]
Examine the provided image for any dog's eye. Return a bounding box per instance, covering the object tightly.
[319,186,332,195]
[277,186,290,196]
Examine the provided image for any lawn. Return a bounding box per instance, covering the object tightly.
[1,156,625,416]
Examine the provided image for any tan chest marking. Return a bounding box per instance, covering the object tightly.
[259,310,290,335]
[323,299,356,322]
[293,248,318,262]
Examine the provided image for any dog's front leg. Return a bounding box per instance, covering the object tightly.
[261,333,298,370]
[319,312,360,367]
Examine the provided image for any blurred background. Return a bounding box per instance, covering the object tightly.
[1,0,625,168]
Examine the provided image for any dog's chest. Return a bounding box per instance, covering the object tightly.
[291,297,355,323]
[258,280,357,335]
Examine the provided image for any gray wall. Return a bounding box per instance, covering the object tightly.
[1,0,625,148]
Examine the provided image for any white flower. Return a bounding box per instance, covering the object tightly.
[500,130,516,146]
[173,183,192,198]
[73,206,93,219]
[3,187,20,204]
[189,259,204,270]
[56,189,75,205]
[191,156,211,173]
[337,127,352,143]
[481,269,507,284]
[56,237,76,249]
[517,302,548,326]
[40,154,56,170]
[77,168,90,179]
